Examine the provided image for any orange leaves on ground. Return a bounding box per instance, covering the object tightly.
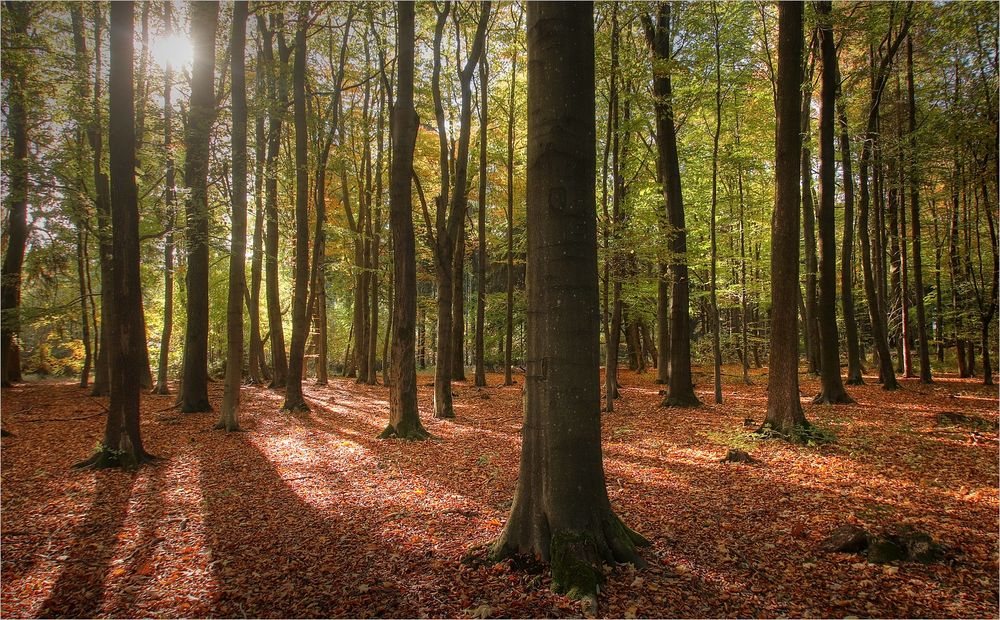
[0,369,997,618]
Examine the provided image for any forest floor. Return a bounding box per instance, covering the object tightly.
[1,366,997,618]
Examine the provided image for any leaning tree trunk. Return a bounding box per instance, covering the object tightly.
[813,1,853,404]
[492,5,648,607]
[764,1,808,434]
[0,1,29,388]
[178,0,219,412]
[381,1,428,440]
[645,3,699,408]
[217,0,248,432]
[282,7,311,412]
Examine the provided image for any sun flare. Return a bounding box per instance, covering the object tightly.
[151,33,193,69]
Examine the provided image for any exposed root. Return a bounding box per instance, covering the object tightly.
[281,400,311,413]
[72,447,158,471]
[377,423,430,441]
[213,420,245,432]
[661,394,702,408]
[846,376,865,386]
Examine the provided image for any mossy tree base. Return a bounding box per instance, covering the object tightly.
[490,512,649,606]
[72,446,157,471]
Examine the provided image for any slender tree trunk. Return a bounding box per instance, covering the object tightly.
[814,1,853,404]
[764,1,807,434]
[643,3,699,407]
[492,6,648,605]
[905,37,931,383]
[502,5,521,388]
[178,0,219,412]
[381,1,427,440]
[802,43,822,376]
[70,5,92,389]
[217,0,248,431]
[736,108,750,385]
[247,43,268,385]
[838,78,864,384]
[950,163,968,377]
[154,4,175,394]
[261,14,290,388]
[283,6,311,412]
[474,51,488,388]
[709,2,723,404]
[89,5,112,397]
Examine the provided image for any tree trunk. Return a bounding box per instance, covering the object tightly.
[154,2,175,394]
[217,0,248,431]
[503,6,521,387]
[77,0,152,469]
[0,1,29,388]
[838,78,864,385]
[709,2,723,404]
[282,6,311,412]
[178,0,219,412]
[70,5,93,389]
[492,5,648,605]
[905,36,931,384]
[381,1,427,440]
[764,1,807,434]
[261,14,290,388]
[813,1,853,404]
[802,43,822,377]
[474,51,488,388]
[247,40,268,386]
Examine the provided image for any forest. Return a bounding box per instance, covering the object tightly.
[1,1,997,618]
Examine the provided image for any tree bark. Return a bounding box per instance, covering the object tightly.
[178,0,219,412]
[764,1,807,434]
[474,50,489,388]
[643,3,699,408]
[813,1,853,404]
[709,2,723,404]
[503,4,521,387]
[838,76,864,385]
[217,0,248,431]
[382,1,427,440]
[492,5,648,605]
[906,35,932,384]
[802,39,822,377]
[282,6,311,412]
[77,0,152,469]
[153,2,175,395]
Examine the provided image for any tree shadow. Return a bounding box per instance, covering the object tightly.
[35,472,137,618]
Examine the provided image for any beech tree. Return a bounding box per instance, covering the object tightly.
[492,2,647,607]
[76,0,151,468]
[177,0,219,412]
[381,0,427,441]
[763,1,806,435]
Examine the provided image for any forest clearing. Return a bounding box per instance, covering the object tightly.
[2,369,998,618]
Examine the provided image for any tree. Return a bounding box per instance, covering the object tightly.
[642,2,700,408]
[218,0,249,431]
[178,0,219,412]
[503,3,522,388]
[283,4,312,412]
[838,68,864,385]
[813,0,854,404]
[381,1,428,441]
[708,1,724,404]
[491,2,648,607]
[474,44,489,389]
[1,1,30,387]
[906,34,932,384]
[763,1,807,435]
[76,0,152,469]
[153,1,175,395]
[425,1,492,419]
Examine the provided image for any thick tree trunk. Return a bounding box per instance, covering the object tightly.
[381,1,427,440]
[217,0,248,431]
[492,5,648,605]
[0,1,29,388]
[764,1,807,434]
[78,0,152,469]
[178,1,219,412]
[282,7,311,412]
[813,1,853,404]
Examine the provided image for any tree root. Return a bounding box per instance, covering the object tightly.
[812,391,856,405]
[377,423,430,441]
[281,400,310,413]
[73,447,158,471]
[212,420,245,432]
[661,393,702,408]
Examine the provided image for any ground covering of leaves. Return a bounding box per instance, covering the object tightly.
[2,367,997,618]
